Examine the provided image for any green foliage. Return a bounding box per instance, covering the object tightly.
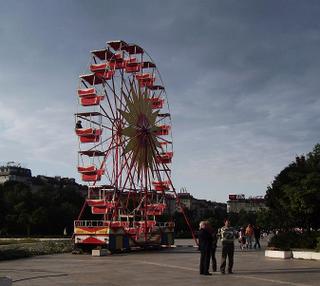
[0,240,72,260]
[265,144,320,230]
[173,205,227,238]
[316,237,320,251]
[268,231,320,250]
[256,209,278,230]
[228,209,256,228]
[0,181,84,236]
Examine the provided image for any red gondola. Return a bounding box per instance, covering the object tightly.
[154,125,170,136]
[145,97,164,109]
[156,152,173,164]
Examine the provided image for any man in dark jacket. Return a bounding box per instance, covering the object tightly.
[211,226,218,272]
[198,221,213,275]
[254,225,261,249]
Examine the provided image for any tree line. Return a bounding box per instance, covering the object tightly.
[1,144,319,236]
[0,181,84,236]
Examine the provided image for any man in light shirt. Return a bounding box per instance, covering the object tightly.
[219,218,238,274]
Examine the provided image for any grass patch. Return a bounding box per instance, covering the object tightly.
[0,239,39,245]
[0,240,73,260]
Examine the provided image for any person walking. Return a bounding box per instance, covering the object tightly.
[238,227,246,250]
[245,224,254,249]
[253,225,261,249]
[198,221,212,275]
[219,218,238,274]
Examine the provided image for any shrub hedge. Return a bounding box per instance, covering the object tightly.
[0,240,72,260]
[268,231,320,250]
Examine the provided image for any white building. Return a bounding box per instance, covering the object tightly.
[0,162,32,184]
[227,194,267,213]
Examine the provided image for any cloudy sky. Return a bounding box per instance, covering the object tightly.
[0,0,319,202]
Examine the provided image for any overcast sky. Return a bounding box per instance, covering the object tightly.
[0,0,319,202]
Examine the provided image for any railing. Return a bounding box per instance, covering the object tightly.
[74,220,175,228]
[157,222,175,228]
[74,220,105,227]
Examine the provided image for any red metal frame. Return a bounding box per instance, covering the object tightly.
[73,40,197,249]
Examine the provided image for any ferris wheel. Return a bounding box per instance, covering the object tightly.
[73,40,193,250]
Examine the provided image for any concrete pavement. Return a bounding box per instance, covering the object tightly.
[0,239,319,286]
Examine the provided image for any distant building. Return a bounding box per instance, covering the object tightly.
[0,162,32,184]
[177,190,193,210]
[164,194,176,215]
[0,162,86,195]
[31,175,86,195]
[32,175,76,186]
[227,194,267,213]
[176,189,226,220]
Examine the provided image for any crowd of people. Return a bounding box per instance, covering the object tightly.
[198,219,263,275]
[238,224,261,250]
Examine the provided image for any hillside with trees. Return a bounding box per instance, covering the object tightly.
[0,181,84,236]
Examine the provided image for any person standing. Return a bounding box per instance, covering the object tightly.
[239,227,246,250]
[207,223,218,272]
[245,224,254,249]
[219,218,238,274]
[198,221,212,275]
[253,225,261,249]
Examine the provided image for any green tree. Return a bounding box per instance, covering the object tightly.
[265,144,320,231]
[0,181,84,236]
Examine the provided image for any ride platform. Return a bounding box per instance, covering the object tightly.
[74,220,174,252]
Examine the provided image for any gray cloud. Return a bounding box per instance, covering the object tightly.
[0,0,319,201]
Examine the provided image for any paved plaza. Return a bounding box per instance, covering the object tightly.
[0,239,319,286]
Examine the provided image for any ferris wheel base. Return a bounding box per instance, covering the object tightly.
[74,223,174,252]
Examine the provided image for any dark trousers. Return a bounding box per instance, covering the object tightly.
[254,237,261,249]
[200,247,211,274]
[211,247,217,271]
[220,243,234,273]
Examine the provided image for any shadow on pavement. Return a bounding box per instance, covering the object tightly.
[236,267,320,275]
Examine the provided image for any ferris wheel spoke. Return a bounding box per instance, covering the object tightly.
[76,115,113,131]
[111,75,120,120]
[101,82,117,120]
[125,166,139,209]
[121,75,131,99]
[121,147,140,191]
[99,104,116,126]
[111,149,134,187]
[102,163,113,184]
[147,135,171,185]
[92,137,115,187]
[149,139,176,193]
[119,70,125,120]
[153,134,172,145]
[117,151,141,193]
[155,117,169,125]
[85,134,114,151]
[114,136,142,189]
[104,79,130,114]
